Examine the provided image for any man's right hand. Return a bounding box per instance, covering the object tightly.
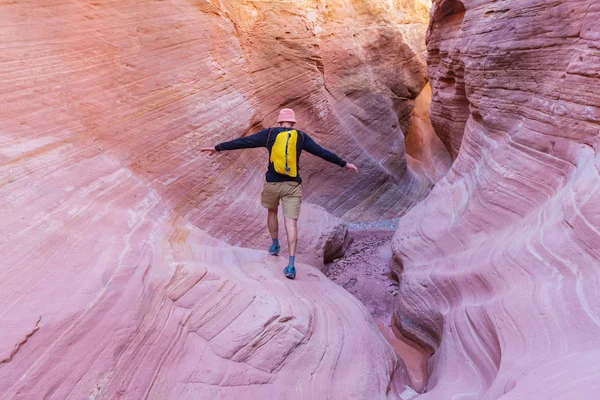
[345,163,358,173]
[201,147,218,156]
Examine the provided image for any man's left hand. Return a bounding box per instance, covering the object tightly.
[345,163,358,173]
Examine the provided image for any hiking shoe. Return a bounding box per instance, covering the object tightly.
[268,244,280,256]
[283,265,296,279]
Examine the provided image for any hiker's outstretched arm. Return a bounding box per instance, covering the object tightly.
[302,133,358,173]
[302,133,347,167]
[201,129,269,156]
[215,129,269,152]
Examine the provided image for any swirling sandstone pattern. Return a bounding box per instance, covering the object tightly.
[0,0,436,399]
[393,0,600,398]
[1,205,399,398]
[0,0,439,262]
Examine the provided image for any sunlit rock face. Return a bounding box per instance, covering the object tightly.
[190,0,437,226]
[393,0,600,398]
[0,0,434,398]
[0,0,436,261]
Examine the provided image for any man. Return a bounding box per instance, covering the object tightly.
[201,108,358,279]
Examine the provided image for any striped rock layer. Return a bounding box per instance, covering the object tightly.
[0,0,439,399]
[393,1,600,399]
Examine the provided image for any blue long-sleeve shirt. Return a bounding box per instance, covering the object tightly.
[215,127,347,183]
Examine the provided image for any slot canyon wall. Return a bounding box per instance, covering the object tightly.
[0,0,442,399]
[393,0,600,399]
[0,0,448,267]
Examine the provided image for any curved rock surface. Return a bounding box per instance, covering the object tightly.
[0,0,440,262]
[393,0,600,398]
[0,0,437,398]
[189,0,436,224]
[0,199,398,398]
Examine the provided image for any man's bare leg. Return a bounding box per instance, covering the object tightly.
[283,217,298,279]
[267,208,279,239]
[267,208,280,255]
[284,217,297,256]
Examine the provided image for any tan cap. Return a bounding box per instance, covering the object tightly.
[277,108,296,123]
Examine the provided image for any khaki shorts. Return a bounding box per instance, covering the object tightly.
[261,181,302,219]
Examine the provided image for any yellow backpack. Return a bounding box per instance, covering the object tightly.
[268,129,302,177]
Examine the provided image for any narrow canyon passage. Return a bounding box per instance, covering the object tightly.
[2,0,600,399]
[325,221,430,395]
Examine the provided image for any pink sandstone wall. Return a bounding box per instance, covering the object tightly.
[393,0,600,398]
[0,0,437,398]
[0,0,442,265]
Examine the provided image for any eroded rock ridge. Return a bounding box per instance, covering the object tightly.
[393,1,600,398]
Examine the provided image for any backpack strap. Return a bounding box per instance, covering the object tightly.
[297,131,305,173]
[266,128,273,167]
